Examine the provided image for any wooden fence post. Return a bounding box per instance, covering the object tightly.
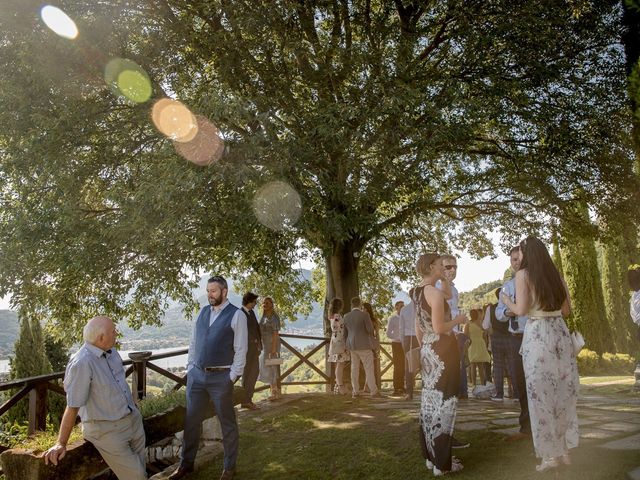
[129,351,152,403]
[27,382,48,435]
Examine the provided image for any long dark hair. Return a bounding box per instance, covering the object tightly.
[329,297,343,317]
[363,302,380,330]
[519,236,566,311]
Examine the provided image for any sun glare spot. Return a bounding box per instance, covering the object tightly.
[152,98,199,142]
[174,115,225,166]
[253,181,302,232]
[104,58,152,103]
[40,6,78,39]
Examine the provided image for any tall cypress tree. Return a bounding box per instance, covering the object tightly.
[559,205,614,353]
[6,313,52,423]
[600,235,635,353]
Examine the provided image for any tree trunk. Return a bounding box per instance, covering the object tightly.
[322,239,363,394]
[324,240,362,333]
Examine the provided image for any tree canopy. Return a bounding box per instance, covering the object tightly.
[0,0,637,337]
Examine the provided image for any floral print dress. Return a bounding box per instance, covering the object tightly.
[414,287,460,473]
[328,314,350,362]
[521,309,579,459]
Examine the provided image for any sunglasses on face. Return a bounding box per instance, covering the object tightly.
[444,265,457,270]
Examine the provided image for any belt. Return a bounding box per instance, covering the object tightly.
[204,366,230,372]
[510,332,523,337]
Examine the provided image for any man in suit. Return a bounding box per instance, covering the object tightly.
[240,291,261,410]
[170,275,248,480]
[343,296,381,398]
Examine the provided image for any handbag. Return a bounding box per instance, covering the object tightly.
[406,347,421,373]
[570,331,585,355]
[265,352,283,366]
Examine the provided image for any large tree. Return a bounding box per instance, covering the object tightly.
[0,1,637,336]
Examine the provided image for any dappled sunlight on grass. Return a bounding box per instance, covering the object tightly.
[309,419,362,430]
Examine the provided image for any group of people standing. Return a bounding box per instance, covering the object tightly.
[410,238,579,475]
[327,296,383,398]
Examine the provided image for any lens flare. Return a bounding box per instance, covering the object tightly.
[104,58,152,103]
[40,6,78,39]
[174,116,225,166]
[253,181,302,231]
[152,98,198,142]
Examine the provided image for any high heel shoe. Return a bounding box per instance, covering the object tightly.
[535,458,559,472]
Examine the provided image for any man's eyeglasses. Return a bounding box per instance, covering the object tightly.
[444,265,457,270]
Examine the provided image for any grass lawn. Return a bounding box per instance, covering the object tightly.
[191,395,637,480]
[579,375,638,398]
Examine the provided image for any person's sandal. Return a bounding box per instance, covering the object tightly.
[535,457,559,472]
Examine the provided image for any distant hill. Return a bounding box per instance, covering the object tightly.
[0,310,19,358]
[0,271,418,357]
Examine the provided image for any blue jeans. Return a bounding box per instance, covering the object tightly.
[181,367,239,471]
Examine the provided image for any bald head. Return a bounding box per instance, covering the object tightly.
[83,315,117,351]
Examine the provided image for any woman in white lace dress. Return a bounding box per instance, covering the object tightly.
[328,297,350,394]
[414,253,468,476]
[501,237,578,473]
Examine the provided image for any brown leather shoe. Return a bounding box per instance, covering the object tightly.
[220,469,235,480]
[241,402,259,410]
[169,465,194,480]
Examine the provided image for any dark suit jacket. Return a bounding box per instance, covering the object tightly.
[343,308,375,351]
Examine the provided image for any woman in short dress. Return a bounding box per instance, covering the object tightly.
[328,297,350,394]
[414,253,468,476]
[259,297,282,401]
[464,308,491,386]
[501,237,578,472]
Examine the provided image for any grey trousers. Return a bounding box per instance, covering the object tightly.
[82,409,146,480]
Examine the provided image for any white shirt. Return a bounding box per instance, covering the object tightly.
[482,306,492,330]
[386,313,402,342]
[496,278,528,333]
[187,300,248,382]
[436,280,460,332]
[631,291,640,326]
[399,302,416,337]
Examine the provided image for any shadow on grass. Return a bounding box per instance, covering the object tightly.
[191,395,637,480]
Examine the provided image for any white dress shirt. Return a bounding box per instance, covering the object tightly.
[187,300,248,382]
[436,280,460,332]
[399,302,416,337]
[386,313,402,342]
[495,278,528,333]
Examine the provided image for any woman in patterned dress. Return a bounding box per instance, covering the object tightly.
[258,297,282,401]
[328,297,350,394]
[414,253,468,476]
[501,237,578,472]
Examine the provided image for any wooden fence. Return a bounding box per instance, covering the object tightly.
[0,333,395,437]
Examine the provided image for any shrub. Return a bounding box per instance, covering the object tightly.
[577,349,637,375]
[577,349,601,375]
[601,352,636,375]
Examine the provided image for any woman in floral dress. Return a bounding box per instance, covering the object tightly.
[328,297,350,394]
[414,253,468,476]
[259,297,282,401]
[501,237,578,472]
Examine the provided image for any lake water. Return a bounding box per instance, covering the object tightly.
[0,336,321,375]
